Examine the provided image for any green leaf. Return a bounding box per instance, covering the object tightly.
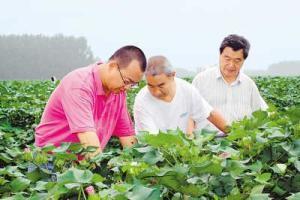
[68,143,83,153]
[286,107,300,123]
[134,146,153,153]
[254,173,271,184]
[256,133,268,143]
[64,183,81,189]
[6,148,21,158]
[142,148,164,165]
[227,129,247,141]
[159,175,181,191]
[227,160,246,178]
[226,187,245,200]
[1,193,27,200]
[28,193,48,200]
[267,128,285,139]
[144,131,186,147]
[180,184,207,197]
[0,166,24,177]
[32,181,48,191]
[92,173,105,183]
[294,160,300,172]
[46,183,69,199]
[187,176,201,184]
[126,184,161,200]
[248,193,271,200]
[53,152,77,160]
[113,183,133,193]
[0,177,8,185]
[252,110,268,121]
[287,192,300,200]
[83,146,99,153]
[210,174,235,197]
[282,140,300,157]
[10,177,31,192]
[41,144,56,152]
[250,185,265,194]
[248,161,263,173]
[292,174,300,191]
[289,140,300,157]
[52,142,71,153]
[272,184,287,196]
[26,168,43,182]
[0,153,13,163]
[271,163,287,174]
[190,159,222,176]
[57,168,93,184]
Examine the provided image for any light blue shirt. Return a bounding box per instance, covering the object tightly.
[192,67,268,126]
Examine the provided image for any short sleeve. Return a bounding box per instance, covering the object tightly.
[61,88,96,133]
[251,83,268,111]
[190,86,213,124]
[133,94,159,134]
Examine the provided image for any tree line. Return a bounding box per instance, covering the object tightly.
[0,34,96,80]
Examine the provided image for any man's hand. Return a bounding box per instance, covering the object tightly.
[207,110,229,133]
[215,131,227,138]
[119,135,137,148]
[186,118,195,138]
[77,131,102,159]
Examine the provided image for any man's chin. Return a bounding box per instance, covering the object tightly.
[113,90,121,94]
[154,95,165,100]
[113,88,125,94]
[225,72,238,79]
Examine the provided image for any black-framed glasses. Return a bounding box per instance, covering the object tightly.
[117,65,139,88]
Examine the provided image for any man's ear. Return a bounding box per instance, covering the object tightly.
[168,71,176,79]
[107,60,118,70]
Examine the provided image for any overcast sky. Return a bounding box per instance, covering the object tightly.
[1,0,299,71]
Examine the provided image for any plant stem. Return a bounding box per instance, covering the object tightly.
[160,148,174,166]
[78,187,81,200]
[81,186,87,200]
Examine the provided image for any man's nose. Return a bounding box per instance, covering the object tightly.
[153,88,162,96]
[229,60,238,67]
[123,85,131,91]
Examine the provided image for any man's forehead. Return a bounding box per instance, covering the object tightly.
[147,73,168,79]
[222,48,244,59]
[146,74,169,83]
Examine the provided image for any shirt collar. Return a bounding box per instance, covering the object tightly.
[215,67,243,85]
[92,62,106,95]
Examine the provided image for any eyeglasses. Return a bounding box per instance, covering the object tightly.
[117,65,139,88]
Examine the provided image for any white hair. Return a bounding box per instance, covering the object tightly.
[145,55,174,76]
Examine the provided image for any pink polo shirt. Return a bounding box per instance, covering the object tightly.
[35,62,135,149]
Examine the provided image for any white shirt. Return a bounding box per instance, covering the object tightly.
[134,78,213,134]
[192,67,268,126]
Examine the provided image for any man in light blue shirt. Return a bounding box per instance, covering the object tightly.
[192,34,267,129]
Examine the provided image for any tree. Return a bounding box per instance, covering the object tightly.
[0,34,96,80]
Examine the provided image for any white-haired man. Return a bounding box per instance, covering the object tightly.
[134,56,228,136]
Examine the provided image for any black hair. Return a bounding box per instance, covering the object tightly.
[109,45,147,71]
[219,34,250,59]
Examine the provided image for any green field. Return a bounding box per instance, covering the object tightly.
[0,77,299,199]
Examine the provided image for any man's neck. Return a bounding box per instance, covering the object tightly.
[220,71,239,85]
[98,64,111,96]
[223,76,237,84]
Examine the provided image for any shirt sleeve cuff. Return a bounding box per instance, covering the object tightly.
[113,129,135,137]
[70,127,96,134]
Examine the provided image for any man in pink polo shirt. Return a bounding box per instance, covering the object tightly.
[35,45,146,158]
